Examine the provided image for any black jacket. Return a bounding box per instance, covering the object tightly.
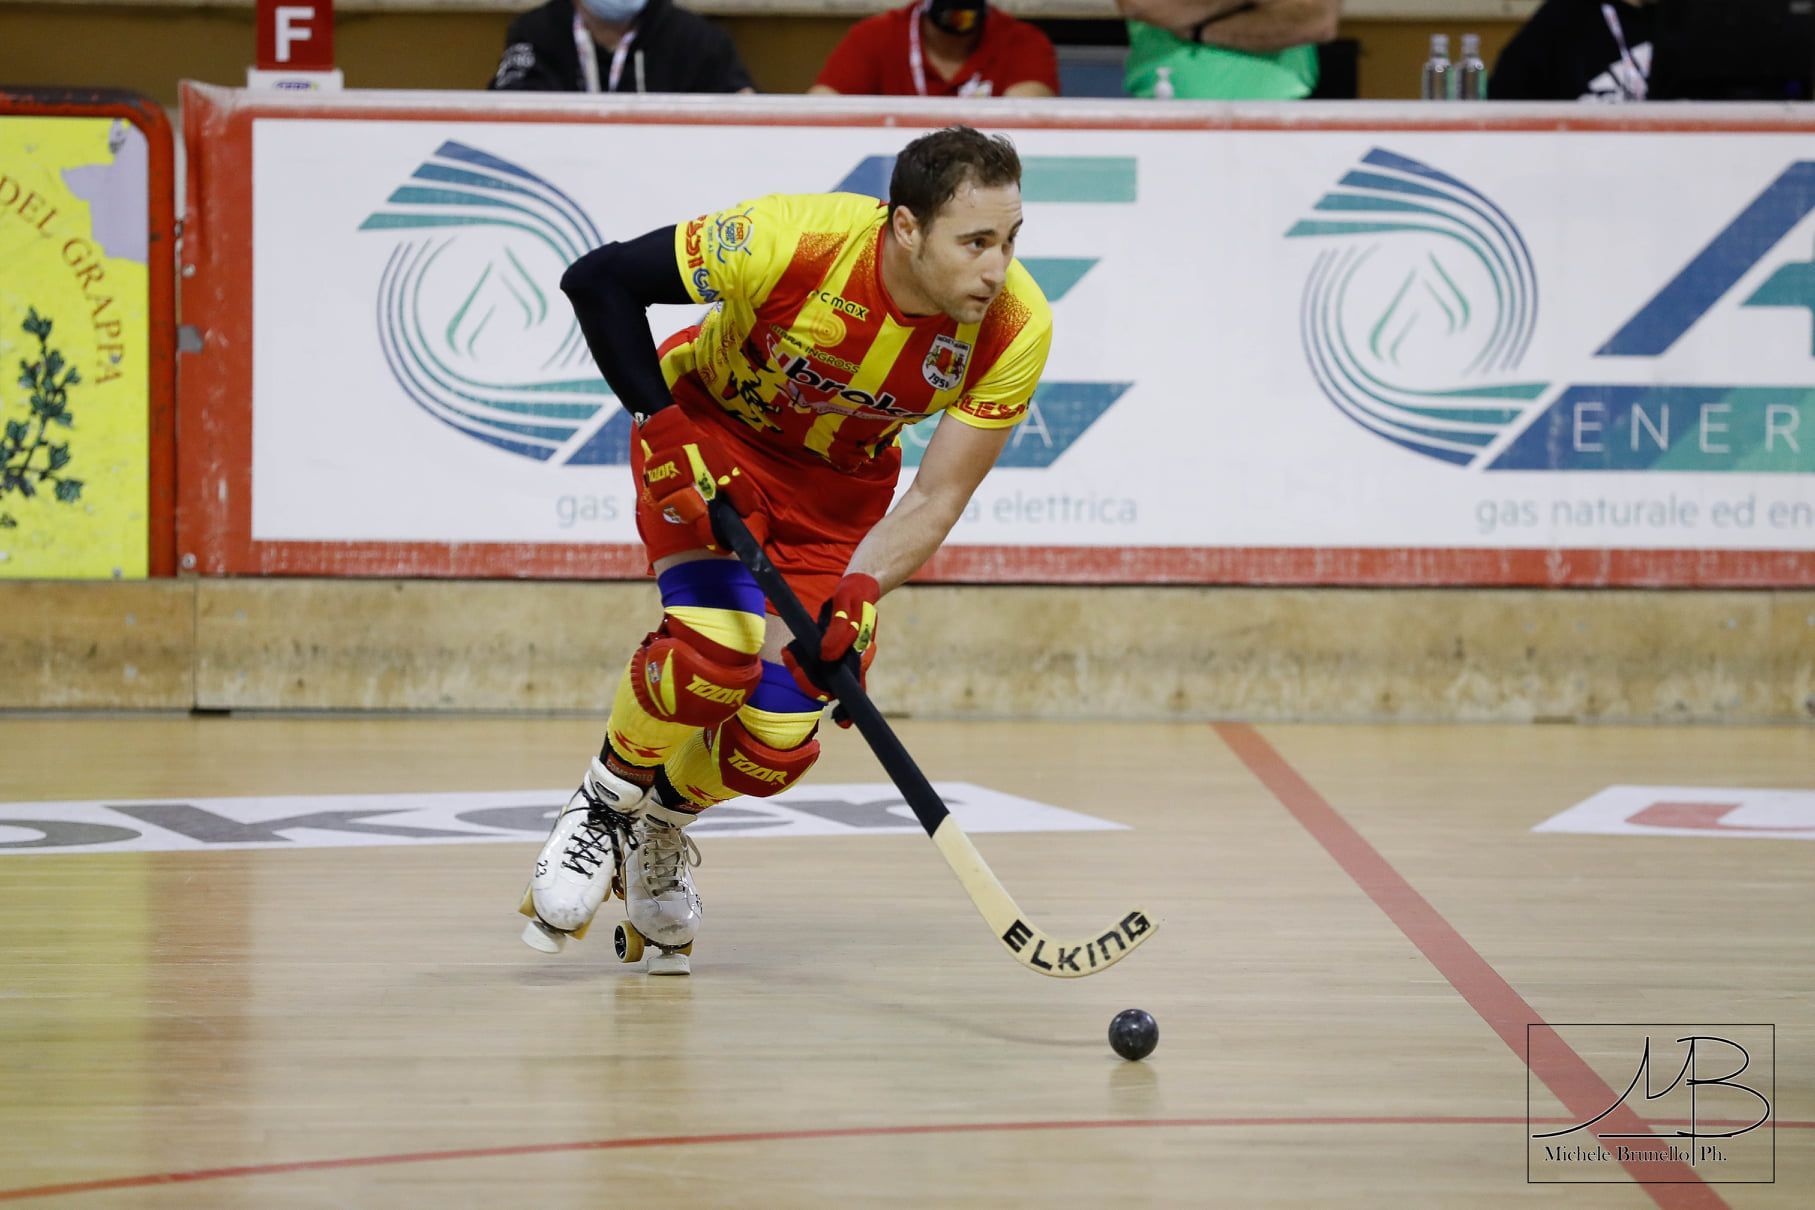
[488,0,754,94]
[1490,0,1658,101]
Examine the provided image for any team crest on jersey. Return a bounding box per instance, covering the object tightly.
[923,334,971,391]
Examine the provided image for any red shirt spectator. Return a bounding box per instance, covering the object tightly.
[810,0,1060,98]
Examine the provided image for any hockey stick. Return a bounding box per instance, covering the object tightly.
[707,495,1158,979]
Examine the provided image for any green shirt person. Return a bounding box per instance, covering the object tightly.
[1116,0,1340,99]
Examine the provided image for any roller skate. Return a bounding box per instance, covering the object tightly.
[612,801,703,976]
[518,757,650,953]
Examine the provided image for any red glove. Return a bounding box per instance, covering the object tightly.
[818,573,880,665]
[638,408,762,551]
[785,574,880,725]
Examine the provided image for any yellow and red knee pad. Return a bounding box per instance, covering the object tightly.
[709,714,820,798]
[660,660,828,809]
[629,615,762,728]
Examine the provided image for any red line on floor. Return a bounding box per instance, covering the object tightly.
[4,1115,1804,1202]
[1214,722,1736,1210]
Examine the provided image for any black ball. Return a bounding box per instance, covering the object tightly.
[1108,1008,1158,1061]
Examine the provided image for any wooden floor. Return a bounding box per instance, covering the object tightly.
[0,716,1808,1207]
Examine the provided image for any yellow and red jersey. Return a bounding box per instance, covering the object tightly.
[664,192,1052,474]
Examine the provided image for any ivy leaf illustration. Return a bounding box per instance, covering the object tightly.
[55,479,83,503]
[4,419,25,446]
[48,444,71,471]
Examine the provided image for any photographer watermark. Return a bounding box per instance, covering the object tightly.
[1528,1024,1774,1184]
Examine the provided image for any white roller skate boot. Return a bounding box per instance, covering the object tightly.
[614,800,703,976]
[519,757,651,953]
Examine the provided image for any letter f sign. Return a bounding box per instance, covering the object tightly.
[256,0,334,70]
[276,7,313,62]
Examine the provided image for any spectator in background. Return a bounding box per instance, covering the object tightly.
[810,0,1059,98]
[1115,0,1339,98]
[1489,0,1659,101]
[489,0,754,93]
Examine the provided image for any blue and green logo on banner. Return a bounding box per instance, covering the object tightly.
[360,141,624,464]
[1288,149,1814,474]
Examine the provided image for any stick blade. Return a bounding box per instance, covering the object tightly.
[997,909,1160,979]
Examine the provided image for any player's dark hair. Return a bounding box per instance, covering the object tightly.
[888,126,1021,229]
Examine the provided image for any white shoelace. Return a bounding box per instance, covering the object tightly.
[639,819,701,896]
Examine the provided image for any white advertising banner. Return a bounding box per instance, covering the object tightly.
[0,782,1123,855]
[242,109,1814,566]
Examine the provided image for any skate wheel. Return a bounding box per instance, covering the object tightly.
[613,921,645,964]
[521,919,566,954]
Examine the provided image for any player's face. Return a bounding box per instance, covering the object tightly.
[910,182,1024,324]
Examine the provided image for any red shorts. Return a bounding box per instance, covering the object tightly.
[631,372,900,617]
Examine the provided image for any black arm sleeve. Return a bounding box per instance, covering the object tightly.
[559,225,694,419]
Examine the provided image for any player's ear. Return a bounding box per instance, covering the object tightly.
[889,203,921,251]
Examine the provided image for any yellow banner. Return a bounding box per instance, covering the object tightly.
[0,116,149,578]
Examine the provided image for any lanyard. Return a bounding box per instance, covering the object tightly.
[1599,3,1647,101]
[908,3,988,97]
[573,13,640,93]
[907,2,930,97]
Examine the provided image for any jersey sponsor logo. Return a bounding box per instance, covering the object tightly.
[684,218,720,302]
[956,397,1025,422]
[782,323,861,374]
[923,333,971,391]
[805,308,848,350]
[816,291,870,321]
[779,354,918,419]
[713,208,755,262]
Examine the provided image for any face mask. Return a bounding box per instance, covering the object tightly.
[578,0,647,24]
[925,0,986,37]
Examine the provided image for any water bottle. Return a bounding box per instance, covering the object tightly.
[1458,32,1488,100]
[1420,34,1454,101]
[1153,65,1176,100]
